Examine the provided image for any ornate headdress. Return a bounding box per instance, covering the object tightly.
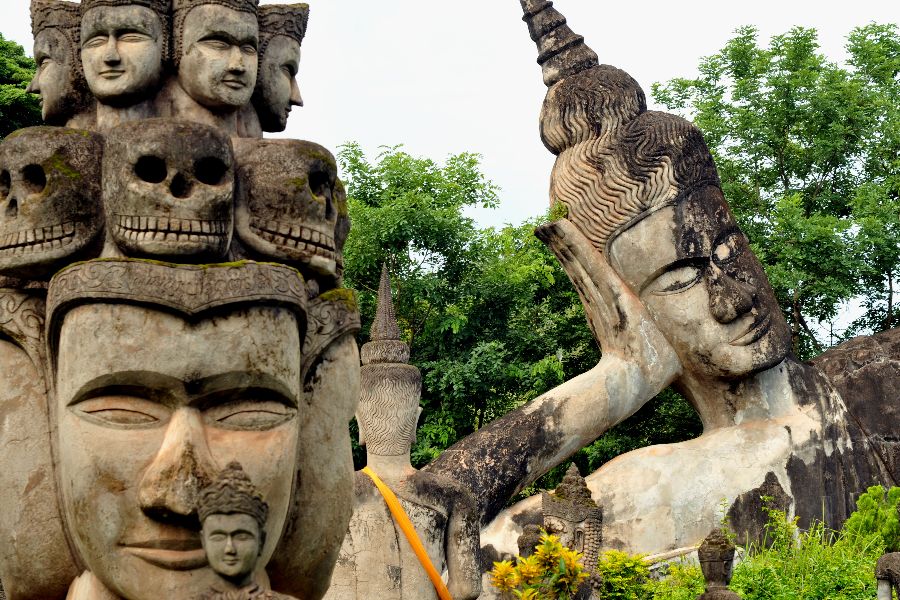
[542,464,602,524]
[258,4,309,57]
[173,0,260,64]
[198,461,269,532]
[30,0,86,84]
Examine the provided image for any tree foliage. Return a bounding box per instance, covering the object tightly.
[652,24,900,356]
[0,33,41,139]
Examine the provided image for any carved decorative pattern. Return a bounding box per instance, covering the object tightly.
[0,289,46,370]
[302,290,360,377]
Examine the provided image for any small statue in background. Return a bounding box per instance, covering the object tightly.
[697,530,740,600]
[198,462,299,600]
[325,265,482,600]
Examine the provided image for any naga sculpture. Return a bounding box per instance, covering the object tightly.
[431,0,892,562]
[0,1,361,599]
[324,266,482,600]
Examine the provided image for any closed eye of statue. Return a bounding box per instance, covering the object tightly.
[645,264,703,296]
[204,399,296,431]
[74,396,168,428]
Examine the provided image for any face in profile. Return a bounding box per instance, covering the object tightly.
[607,185,791,379]
[29,28,76,123]
[80,6,164,106]
[201,513,261,586]
[254,35,302,132]
[55,303,301,600]
[178,5,259,111]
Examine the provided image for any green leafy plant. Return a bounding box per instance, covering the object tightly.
[592,550,650,600]
[490,532,589,600]
[844,484,900,550]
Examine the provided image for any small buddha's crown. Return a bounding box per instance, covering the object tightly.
[198,461,269,530]
[259,3,310,55]
[361,263,410,365]
[80,0,171,15]
[31,0,80,37]
[698,528,735,562]
[542,464,602,523]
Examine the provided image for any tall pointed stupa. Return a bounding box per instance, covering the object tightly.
[519,0,599,87]
[361,263,410,365]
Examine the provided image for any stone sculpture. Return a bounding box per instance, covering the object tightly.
[697,530,740,600]
[430,0,890,561]
[102,118,234,260]
[198,462,299,600]
[240,3,308,136]
[79,0,169,129]
[2,1,362,598]
[324,266,482,600]
[27,0,95,127]
[162,0,260,134]
[0,127,104,279]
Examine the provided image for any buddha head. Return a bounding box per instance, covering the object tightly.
[47,260,309,600]
[28,0,94,125]
[523,0,791,382]
[253,4,308,132]
[79,0,170,107]
[174,0,260,112]
[356,265,422,458]
[199,462,268,589]
[541,465,601,558]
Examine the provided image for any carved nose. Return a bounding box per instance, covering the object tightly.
[707,264,755,324]
[227,47,246,73]
[103,39,121,64]
[26,76,39,94]
[139,408,217,526]
[4,197,17,218]
[290,79,303,107]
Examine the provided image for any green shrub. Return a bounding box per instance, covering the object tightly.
[593,550,651,600]
[844,485,900,551]
[643,562,705,600]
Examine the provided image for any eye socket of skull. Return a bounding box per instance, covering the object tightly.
[234,138,341,281]
[103,119,235,261]
[0,126,103,279]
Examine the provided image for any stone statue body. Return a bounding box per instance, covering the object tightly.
[432,0,889,562]
[323,267,482,600]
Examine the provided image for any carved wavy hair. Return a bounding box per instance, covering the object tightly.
[358,365,422,456]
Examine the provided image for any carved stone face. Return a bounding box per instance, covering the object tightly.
[0,127,103,278]
[201,513,261,585]
[55,303,301,600]
[235,139,342,278]
[178,5,259,111]
[253,35,302,132]
[544,515,586,552]
[81,6,164,106]
[608,185,791,379]
[29,29,78,123]
[103,119,234,259]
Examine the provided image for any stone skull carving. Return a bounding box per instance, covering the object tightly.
[103,119,234,260]
[0,127,103,279]
[234,139,344,281]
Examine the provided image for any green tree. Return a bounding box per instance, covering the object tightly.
[652,24,900,356]
[0,33,41,139]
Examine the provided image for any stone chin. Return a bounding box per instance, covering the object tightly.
[234,205,339,277]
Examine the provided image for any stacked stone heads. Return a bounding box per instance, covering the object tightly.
[0,2,362,600]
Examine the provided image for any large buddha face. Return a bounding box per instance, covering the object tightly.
[178,5,259,111]
[253,35,303,132]
[55,303,301,600]
[80,6,164,106]
[607,185,791,379]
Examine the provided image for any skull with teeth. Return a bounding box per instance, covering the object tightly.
[0,126,103,279]
[234,139,345,283]
[103,119,235,260]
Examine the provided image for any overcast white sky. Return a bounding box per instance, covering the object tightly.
[2,0,898,229]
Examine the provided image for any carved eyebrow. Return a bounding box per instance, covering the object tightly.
[189,373,298,409]
[201,30,257,48]
[69,372,184,408]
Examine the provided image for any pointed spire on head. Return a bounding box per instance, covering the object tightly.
[519,0,599,87]
[361,263,410,365]
[371,263,401,342]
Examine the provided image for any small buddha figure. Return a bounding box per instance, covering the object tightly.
[27,0,95,127]
[79,0,169,129]
[198,462,299,600]
[697,530,740,600]
[238,3,308,137]
[162,0,260,134]
[324,265,482,600]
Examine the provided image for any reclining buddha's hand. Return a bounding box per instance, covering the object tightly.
[537,218,681,418]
